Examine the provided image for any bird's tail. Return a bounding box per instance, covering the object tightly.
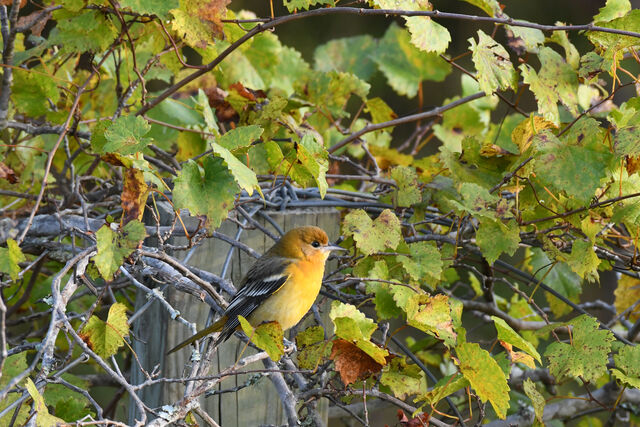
[167,316,226,354]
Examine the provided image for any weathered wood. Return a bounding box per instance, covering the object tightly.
[130,207,340,426]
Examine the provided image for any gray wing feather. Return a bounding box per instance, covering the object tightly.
[216,256,292,343]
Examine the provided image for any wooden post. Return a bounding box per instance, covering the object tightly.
[129,207,340,426]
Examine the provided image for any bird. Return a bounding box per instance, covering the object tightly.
[168,226,345,354]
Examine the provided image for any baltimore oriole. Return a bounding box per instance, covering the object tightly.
[168,226,345,354]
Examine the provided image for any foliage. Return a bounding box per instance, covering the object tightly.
[1,0,640,425]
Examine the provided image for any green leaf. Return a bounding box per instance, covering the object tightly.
[520,47,578,125]
[43,374,91,422]
[611,345,640,388]
[294,134,329,198]
[51,10,118,54]
[458,0,501,16]
[403,294,459,347]
[173,157,239,229]
[390,166,422,207]
[491,316,541,364]
[342,209,402,255]
[365,97,397,125]
[401,241,442,283]
[80,303,130,360]
[457,340,510,419]
[218,125,263,151]
[12,69,60,117]
[549,28,580,69]
[314,35,377,81]
[567,239,600,282]
[469,30,517,95]
[25,378,65,427]
[533,122,612,203]
[93,221,146,281]
[380,357,427,399]
[194,89,219,135]
[614,125,640,157]
[211,142,261,197]
[544,315,614,383]
[476,219,520,264]
[355,258,402,320]
[522,378,545,424]
[406,17,451,54]
[304,70,370,118]
[0,354,29,425]
[594,0,631,21]
[102,116,153,155]
[588,10,640,57]
[119,0,178,19]
[505,24,545,53]
[329,301,389,364]
[296,326,331,369]
[416,373,469,406]
[372,22,451,98]
[283,0,333,12]
[0,239,26,281]
[238,316,284,361]
[169,0,223,48]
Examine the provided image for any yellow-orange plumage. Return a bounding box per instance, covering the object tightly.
[168,226,344,354]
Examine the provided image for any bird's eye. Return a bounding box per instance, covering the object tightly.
[311,241,320,248]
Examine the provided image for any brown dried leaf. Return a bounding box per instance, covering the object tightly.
[121,168,148,225]
[0,161,17,183]
[0,0,27,8]
[16,9,51,36]
[198,0,231,38]
[396,409,431,427]
[329,339,383,386]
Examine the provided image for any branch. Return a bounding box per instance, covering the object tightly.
[329,91,486,153]
[461,299,547,330]
[0,0,22,129]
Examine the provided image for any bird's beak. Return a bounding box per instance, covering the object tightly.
[324,244,347,252]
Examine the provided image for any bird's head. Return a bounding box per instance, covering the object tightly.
[269,226,346,261]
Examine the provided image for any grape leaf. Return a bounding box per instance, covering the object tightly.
[380,357,427,399]
[330,339,385,385]
[238,316,284,361]
[120,0,178,19]
[492,316,541,364]
[611,345,640,388]
[314,35,377,80]
[390,166,422,207]
[93,221,146,281]
[0,239,25,281]
[80,303,130,359]
[342,209,402,255]
[476,219,520,264]
[173,157,239,229]
[594,0,631,22]
[329,301,389,364]
[567,239,600,283]
[522,378,545,424]
[469,30,518,95]
[25,378,65,427]
[401,241,442,283]
[372,22,451,98]
[102,116,153,155]
[457,340,510,419]
[544,315,614,383]
[296,326,331,369]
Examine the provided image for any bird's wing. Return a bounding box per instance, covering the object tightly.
[216,256,293,343]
